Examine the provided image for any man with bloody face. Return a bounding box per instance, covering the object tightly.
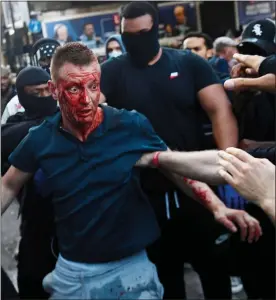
[2,43,262,299]
[50,55,102,140]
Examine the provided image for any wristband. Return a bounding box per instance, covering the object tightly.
[152,151,161,167]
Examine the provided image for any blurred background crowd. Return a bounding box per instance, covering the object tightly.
[1,1,275,71]
[1,1,275,300]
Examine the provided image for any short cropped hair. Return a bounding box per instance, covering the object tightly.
[183,32,214,50]
[121,1,158,22]
[50,42,97,81]
[84,23,93,29]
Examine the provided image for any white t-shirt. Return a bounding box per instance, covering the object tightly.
[1,95,25,124]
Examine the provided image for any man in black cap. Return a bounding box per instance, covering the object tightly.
[231,18,275,148]
[1,38,60,124]
[238,18,276,56]
[32,38,61,74]
[101,2,238,299]
[2,67,58,299]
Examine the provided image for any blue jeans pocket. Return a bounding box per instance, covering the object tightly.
[43,270,84,299]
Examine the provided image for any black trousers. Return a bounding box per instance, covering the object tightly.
[17,231,58,299]
[1,268,19,300]
[217,203,275,300]
[147,190,231,299]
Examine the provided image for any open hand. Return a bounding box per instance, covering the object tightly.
[214,206,262,243]
[218,147,275,205]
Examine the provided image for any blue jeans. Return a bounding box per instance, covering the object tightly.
[43,250,164,299]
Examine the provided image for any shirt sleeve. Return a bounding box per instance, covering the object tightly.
[189,53,221,92]
[259,55,276,76]
[135,112,168,152]
[8,131,39,173]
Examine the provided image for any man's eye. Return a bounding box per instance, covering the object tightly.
[89,83,98,91]
[68,86,79,93]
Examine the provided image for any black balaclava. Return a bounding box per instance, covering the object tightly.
[121,2,160,68]
[16,66,57,119]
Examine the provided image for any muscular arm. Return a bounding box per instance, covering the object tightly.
[1,166,32,215]
[198,84,238,149]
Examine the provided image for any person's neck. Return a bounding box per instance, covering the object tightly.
[148,47,162,66]
[61,107,104,142]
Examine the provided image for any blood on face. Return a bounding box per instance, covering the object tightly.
[56,63,101,126]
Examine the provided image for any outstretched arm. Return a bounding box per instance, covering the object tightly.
[1,166,32,215]
[136,151,262,242]
[137,150,225,185]
[163,171,262,242]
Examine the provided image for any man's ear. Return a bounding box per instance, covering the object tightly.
[48,80,58,101]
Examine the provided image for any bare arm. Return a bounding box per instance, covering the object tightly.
[137,151,263,238]
[1,166,32,215]
[198,84,238,149]
[157,150,225,185]
[164,171,225,212]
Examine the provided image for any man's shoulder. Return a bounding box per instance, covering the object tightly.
[7,94,24,111]
[8,94,19,106]
[103,105,147,129]
[162,47,200,66]
[28,112,60,138]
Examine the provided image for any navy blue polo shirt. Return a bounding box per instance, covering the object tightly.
[9,105,167,263]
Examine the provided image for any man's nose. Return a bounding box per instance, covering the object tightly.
[80,89,90,104]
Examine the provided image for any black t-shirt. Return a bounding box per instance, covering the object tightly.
[101,48,220,193]
[101,48,220,152]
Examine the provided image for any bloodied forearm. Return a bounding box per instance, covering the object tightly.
[164,171,226,213]
[157,150,225,185]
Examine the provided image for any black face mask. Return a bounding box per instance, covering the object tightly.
[122,24,160,68]
[18,88,57,119]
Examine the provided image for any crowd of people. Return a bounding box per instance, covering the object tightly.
[1,2,275,300]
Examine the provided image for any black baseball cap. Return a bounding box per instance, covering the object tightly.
[32,38,60,57]
[238,19,276,56]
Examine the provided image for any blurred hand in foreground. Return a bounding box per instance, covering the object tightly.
[217,147,275,208]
